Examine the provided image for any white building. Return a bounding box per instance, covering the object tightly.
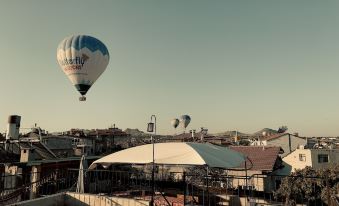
[279,146,339,173]
[251,133,307,157]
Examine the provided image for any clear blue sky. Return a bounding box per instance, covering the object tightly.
[1,0,339,136]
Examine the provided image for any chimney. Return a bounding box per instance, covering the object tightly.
[6,115,21,140]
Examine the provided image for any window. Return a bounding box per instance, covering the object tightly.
[318,154,329,163]
[299,154,306,161]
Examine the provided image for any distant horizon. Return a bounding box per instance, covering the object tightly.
[2,119,337,138]
[1,1,339,137]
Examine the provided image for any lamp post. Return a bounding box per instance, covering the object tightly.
[147,115,156,206]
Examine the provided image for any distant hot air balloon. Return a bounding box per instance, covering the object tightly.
[179,115,191,130]
[57,35,110,101]
[171,118,180,129]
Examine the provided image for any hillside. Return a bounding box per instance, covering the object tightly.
[214,128,278,137]
[124,128,149,137]
[214,130,249,137]
[253,128,278,136]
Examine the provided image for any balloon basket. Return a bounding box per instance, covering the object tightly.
[79,96,86,101]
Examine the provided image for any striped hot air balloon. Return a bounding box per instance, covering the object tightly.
[57,35,110,101]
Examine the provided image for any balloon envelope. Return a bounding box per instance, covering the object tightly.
[179,115,191,128]
[57,35,109,96]
[171,119,180,129]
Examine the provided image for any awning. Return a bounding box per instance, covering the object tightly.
[89,142,245,169]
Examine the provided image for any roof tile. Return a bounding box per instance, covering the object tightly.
[230,146,281,171]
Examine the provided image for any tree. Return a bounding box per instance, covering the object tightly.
[277,126,288,133]
[274,164,339,205]
[274,175,298,206]
[238,139,250,146]
[316,164,339,205]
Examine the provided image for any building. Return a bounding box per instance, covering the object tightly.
[250,133,307,157]
[228,146,283,192]
[87,127,130,153]
[169,131,232,146]
[278,146,339,174]
[66,126,130,154]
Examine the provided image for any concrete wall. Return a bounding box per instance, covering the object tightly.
[310,149,339,169]
[8,192,64,206]
[65,192,149,206]
[10,192,149,206]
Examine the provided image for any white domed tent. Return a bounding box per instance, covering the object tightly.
[89,142,246,169]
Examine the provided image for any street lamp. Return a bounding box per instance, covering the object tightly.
[147,115,156,206]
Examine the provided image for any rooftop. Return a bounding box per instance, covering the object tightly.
[260,133,303,141]
[230,146,282,171]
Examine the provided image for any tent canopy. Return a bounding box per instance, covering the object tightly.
[89,142,245,169]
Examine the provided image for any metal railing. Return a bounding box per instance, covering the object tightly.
[0,168,333,206]
[0,169,78,205]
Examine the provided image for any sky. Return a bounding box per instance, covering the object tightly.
[1,0,339,136]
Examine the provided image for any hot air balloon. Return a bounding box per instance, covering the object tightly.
[171,118,179,129]
[57,35,110,101]
[179,115,191,131]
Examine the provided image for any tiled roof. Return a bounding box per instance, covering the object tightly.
[19,142,57,159]
[230,146,281,171]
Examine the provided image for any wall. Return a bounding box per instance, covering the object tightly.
[65,192,149,206]
[310,149,339,169]
[8,192,64,206]
[282,148,313,172]
[282,148,339,173]
[9,192,149,206]
[4,165,19,190]
[226,170,267,192]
